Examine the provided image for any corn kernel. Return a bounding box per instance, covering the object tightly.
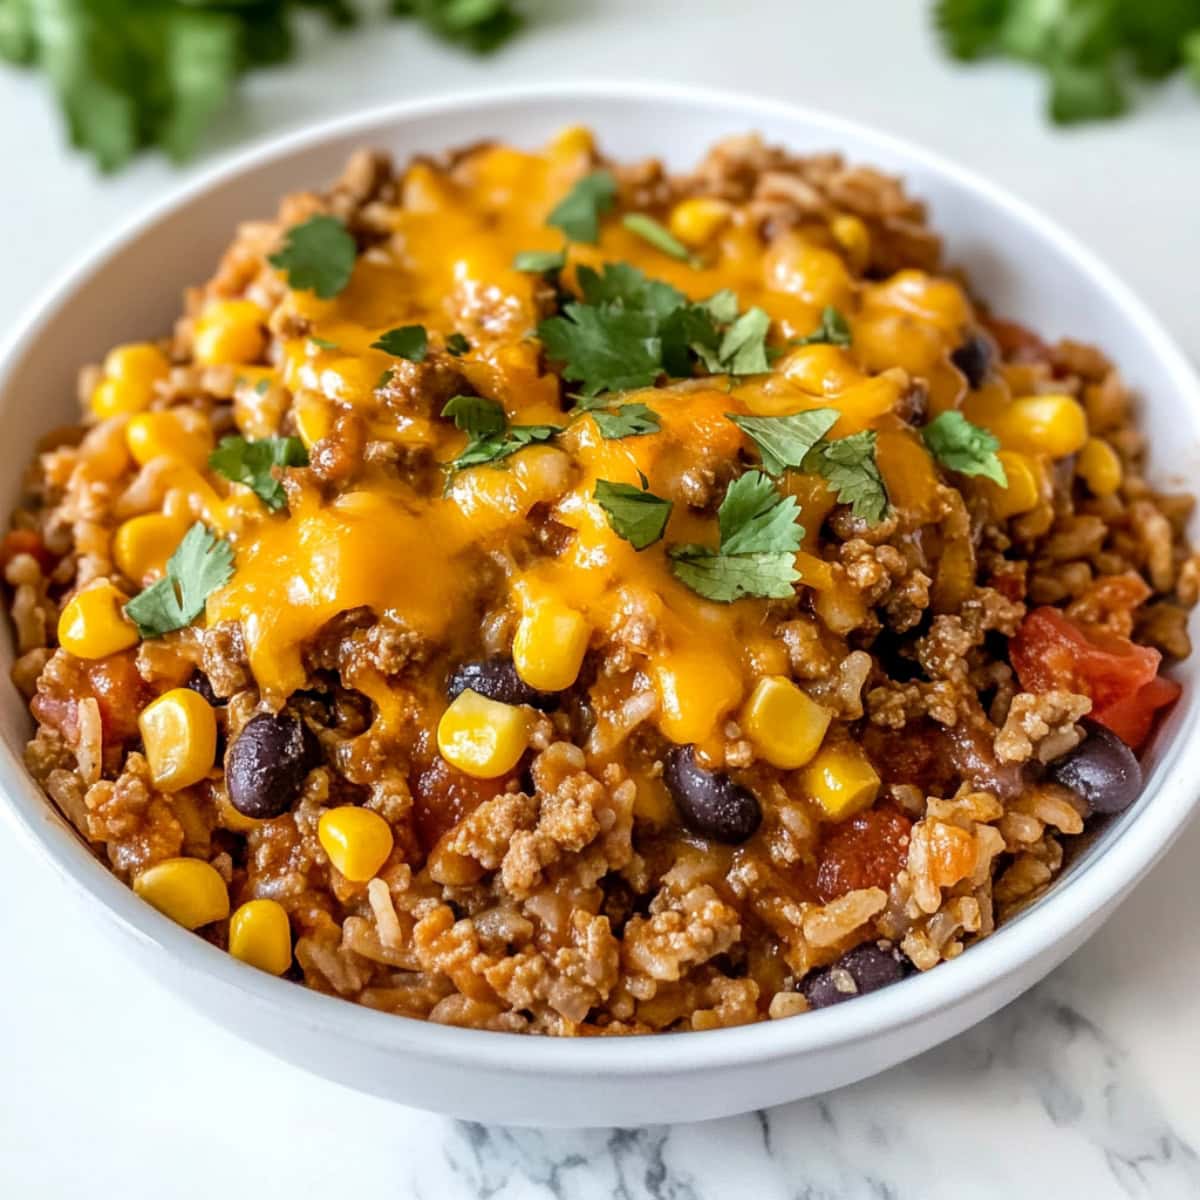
[831,213,871,274]
[228,898,292,975]
[741,676,833,770]
[125,409,214,470]
[133,857,229,929]
[317,805,395,882]
[293,394,332,450]
[58,579,139,659]
[547,125,595,165]
[668,197,732,248]
[986,450,1042,519]
[436,689,530,779]
[1078,436,1122,497]
[77,419,132,482]
[803,743,880,821]
[653,650,742,746]
[90,343,170,417]
[138,687,218,792]
[512,602,590,692]
[991,393,1088,458]
[113,513,190,584]
[193,299,266,367]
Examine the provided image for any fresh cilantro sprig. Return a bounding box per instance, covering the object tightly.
[594,479,673,550]
[621,213,694,263]
[728,408,889,523]
[934,0,1200,124]
[547,170,617,243]
[668,472,803,602]
[445,332,470,356]
[791,306,852,348]
[209,435,308,511]
[0,1,528,172]
[694,307,773,377]
[372,324,428,361]
[921,410,1007,486]
[585,402,662,440]
[514,248,568,274]
[269,215,356,299]
[124,522,234,638]
[441,395,560,482]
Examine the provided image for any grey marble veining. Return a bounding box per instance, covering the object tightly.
[402,959,1199,1200]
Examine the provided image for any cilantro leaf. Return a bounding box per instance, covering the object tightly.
[124,522,234,638]
[594,479,672,549]
[209,435,308,511]
[727,409,840,476]
[804,431,889,523]
[621,213,693,263]
[699,289,740,324]
[668,471,803,602]
[514,248,567,273]
[445,332,470,356]
[441,395,560,481]
[538,303,662,395]
[921,411,1007,486]
[576,262,685,319]
[307,335,339,351]
[371,324,428,361]
[268,215,356,299]
[546,169,617,243]
[395,0,523,54]
[693,306,773,376]
[590,403,661,440]
[791,306,852,348]
[442,394,507,440]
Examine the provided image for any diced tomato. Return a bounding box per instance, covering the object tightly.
[1009,606,1178,749]
[410,756,512,854]
[815,805,913,902]
[1091,675,1181,750]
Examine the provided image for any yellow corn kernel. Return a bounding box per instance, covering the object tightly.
[991,393,1088,458]
[318,356,381,406]
[293,393,332,450]
[91,343,170,417]
[803,743,881,821]
[778,344,865,396]
[193,299,266,367]
[317,805,395,882]
[77,418,132,482]
[133,857,229,929]
[831,213,871,274]
[512,602,590,692]
[1078,436,1122,497]
[436,689,530,779]
[668,197,732,248]
[547,125,595,165]
[228,898,292,975]
[113,513,189,584]
[125,409,214,470]
[741,676,833,770]
[137,688,218,792]
[57,580,139,659]
[653,650,743,746]
[988,450,1042,519]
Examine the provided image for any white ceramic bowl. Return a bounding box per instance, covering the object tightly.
[2,83,1198,1128]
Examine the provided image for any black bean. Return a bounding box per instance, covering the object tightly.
[184,670,221,707]
[950,334,992,390]
[800,942,912,1009]
[446,658,559,710]
[226,711,322,819]
[1046,720,1142,816]
[663,745,761,843]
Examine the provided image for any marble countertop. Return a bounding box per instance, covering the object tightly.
[2,2,1199,1195]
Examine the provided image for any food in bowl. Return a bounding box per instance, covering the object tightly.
[5,128,1195,1035]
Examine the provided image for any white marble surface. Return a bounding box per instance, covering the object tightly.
[2,2,1200,1195]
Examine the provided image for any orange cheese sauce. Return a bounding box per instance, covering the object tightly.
[199,127,996,746]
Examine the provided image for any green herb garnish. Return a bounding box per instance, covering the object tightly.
[124,522,234,638]
[208,435,308,511]
[268,215,356,299]
[791,306,852,348]
[727,409,840,477]
[594,479,673,550]
[621,213,693,263]
[589,402,661,440]
[445,332,470,357]
[805,430,889,523]
[921,410,1007,486]
[546,169,617,243]
[371,324,428,362]
[693,307,773,377]
[441,395,560,480]
[513,248,567,273]
[668,471,803,602]
[307,336,339,351]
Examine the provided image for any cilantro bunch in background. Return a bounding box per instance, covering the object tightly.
[935,0,1200,123]
[0,0,525,172]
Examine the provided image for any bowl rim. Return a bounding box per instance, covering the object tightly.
[3,78,1199,1078]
